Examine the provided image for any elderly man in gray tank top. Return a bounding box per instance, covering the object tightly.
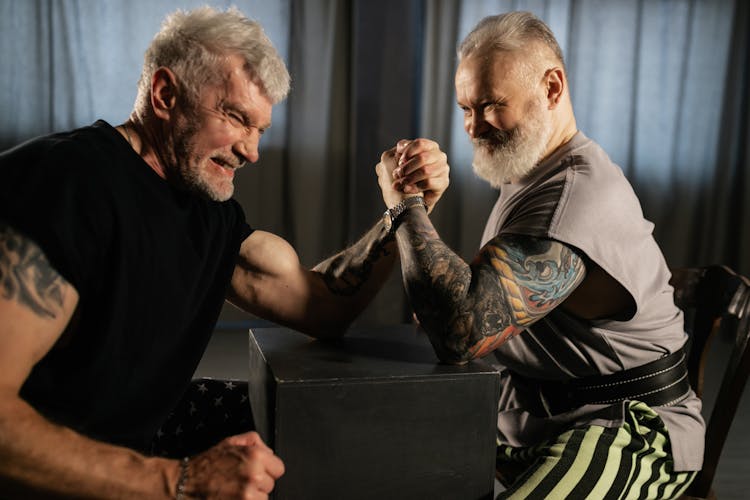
[376,11,703,500]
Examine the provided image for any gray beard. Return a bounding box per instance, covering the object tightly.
[171,111,234,202]
[471,101,553,188]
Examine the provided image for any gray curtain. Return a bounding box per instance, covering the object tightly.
[0,0,745,328]
[0,0,291,149]
[420,0,746,279]
[699,0,750,273]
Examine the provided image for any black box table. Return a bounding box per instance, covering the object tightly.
[248,324,500,500]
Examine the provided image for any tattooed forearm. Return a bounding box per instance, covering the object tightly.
[395,211,505,362]
[0,223,66,319]
[313,223,395,296]
[396,210,585,362]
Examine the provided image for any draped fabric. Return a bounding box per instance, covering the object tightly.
[0,0,290,150]
[700,0,750,275]
[0,0,745,327]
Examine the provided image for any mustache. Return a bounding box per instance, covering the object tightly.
[211,154,244,169]
[472,127,519,149]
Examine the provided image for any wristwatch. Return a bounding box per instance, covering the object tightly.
[382,196,427,233]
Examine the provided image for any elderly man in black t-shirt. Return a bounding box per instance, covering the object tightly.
[0,7,449,499]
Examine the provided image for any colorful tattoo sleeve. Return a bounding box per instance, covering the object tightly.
[396,209,585,362]
[0,222,67,319]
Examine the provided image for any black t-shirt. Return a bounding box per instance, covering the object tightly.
[0,121,253,451]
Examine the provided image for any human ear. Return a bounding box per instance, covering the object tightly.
[544,67,565,109]
[150,67,179,120]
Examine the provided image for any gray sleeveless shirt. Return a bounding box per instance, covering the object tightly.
[480,131,704,471]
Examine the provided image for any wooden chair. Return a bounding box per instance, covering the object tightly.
[670,266,750,500]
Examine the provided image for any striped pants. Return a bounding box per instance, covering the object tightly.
[496,401,697,499]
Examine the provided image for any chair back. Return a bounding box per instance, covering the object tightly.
[669,266,750,499]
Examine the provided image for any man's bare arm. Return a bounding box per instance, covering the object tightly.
[228,222,398,339]
[394,210,586,363]
[0,222,181,498]
[0,223,285,498]
[0,227,67,319]
[228,138,450,339]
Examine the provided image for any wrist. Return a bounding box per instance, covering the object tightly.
[385,193,423,210]
[141,456,180,500]
[175,456,190,500]
[382,195,427,234]
[161,456,189,499]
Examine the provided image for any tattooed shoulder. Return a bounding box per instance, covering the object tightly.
[0,222,68,319]
[480,233,586,318]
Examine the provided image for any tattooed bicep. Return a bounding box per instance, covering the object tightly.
[0,222,71,319]
[476,233,586,325]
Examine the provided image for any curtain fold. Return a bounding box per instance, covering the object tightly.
[700,0,750,274]
[284,0,351,263]
[346,0,426,325]
[0,0,746,327]
[419,0,467,257]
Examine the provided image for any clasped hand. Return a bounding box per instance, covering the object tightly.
[181,431,284,499]
[376,138,450,212]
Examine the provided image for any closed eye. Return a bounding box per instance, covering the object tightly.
[228,113,244,126]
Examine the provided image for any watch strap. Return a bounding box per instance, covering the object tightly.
[385,196,427,233]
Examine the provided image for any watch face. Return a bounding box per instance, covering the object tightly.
[382,210,393,232]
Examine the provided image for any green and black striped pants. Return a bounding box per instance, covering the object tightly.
[496,401,697,499]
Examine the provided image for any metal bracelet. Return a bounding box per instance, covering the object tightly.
[176,456,189,500]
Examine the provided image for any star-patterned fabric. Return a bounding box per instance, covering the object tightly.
[151,377,254,458]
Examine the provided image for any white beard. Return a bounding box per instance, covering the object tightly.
[471,98,553,187]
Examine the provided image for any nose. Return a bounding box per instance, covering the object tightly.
[465,112,488,140]
[233,129,260,164]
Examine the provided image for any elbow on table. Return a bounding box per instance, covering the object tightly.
[428,335,477,365]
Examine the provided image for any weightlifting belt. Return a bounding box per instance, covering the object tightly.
[521,347,691,416]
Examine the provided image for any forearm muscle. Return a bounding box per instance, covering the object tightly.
[396,209,585,362]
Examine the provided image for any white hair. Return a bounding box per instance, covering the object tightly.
[133,6,290,117]
[458,11,565,83]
